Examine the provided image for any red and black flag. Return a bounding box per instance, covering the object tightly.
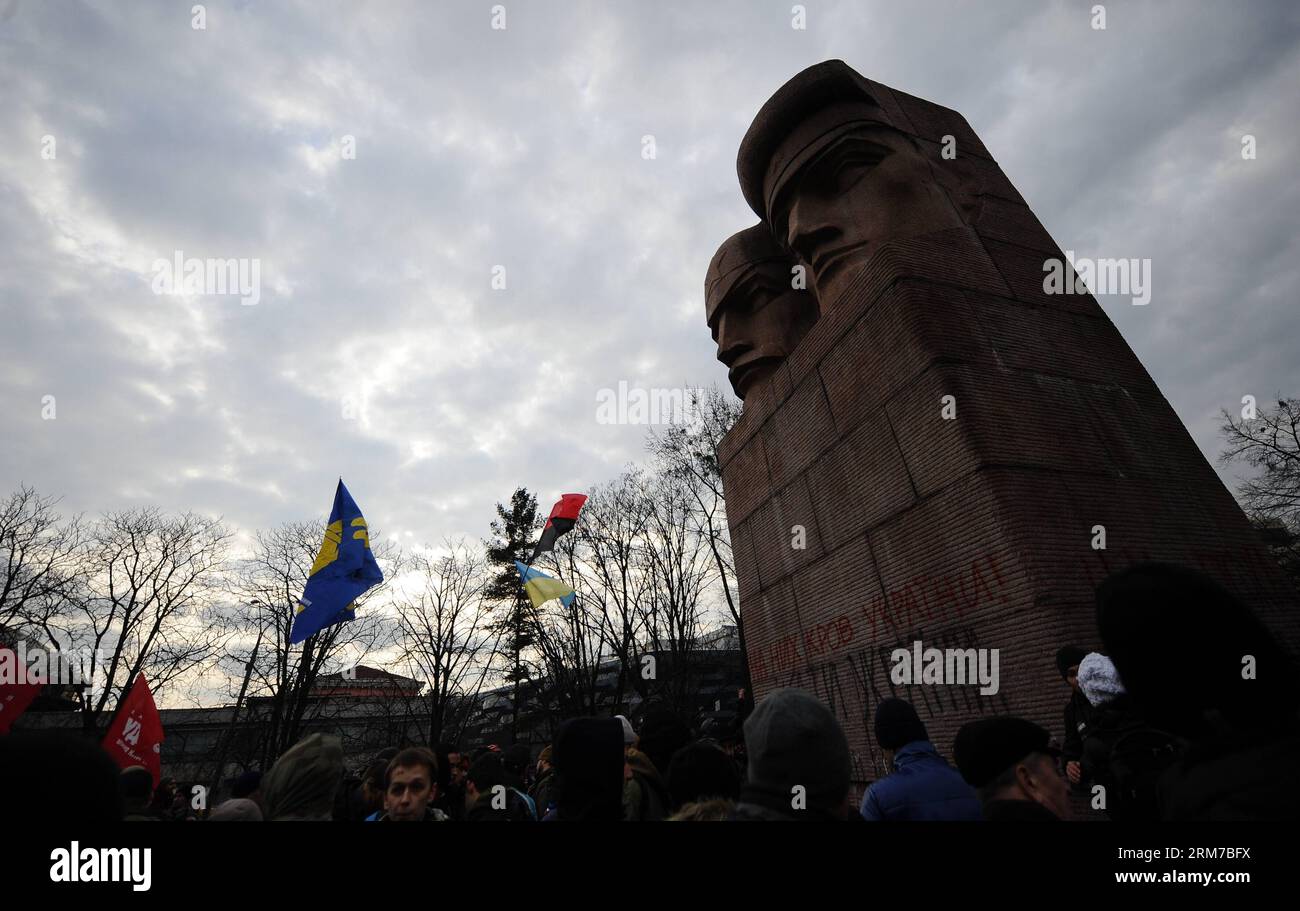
[530,493,587,562]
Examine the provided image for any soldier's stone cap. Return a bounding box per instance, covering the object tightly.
[704,222,789,326]
[737,59,898,221]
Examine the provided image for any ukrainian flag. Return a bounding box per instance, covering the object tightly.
[515,561,576,610]
[290,480,385,644]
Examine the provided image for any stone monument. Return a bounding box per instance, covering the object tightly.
[710,60,1300,787]
[706,223,820,401]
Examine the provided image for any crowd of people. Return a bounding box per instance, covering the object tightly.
[5,562,1298,822]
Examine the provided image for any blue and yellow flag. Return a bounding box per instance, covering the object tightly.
[290,480,384,645]
[515,561,575,610]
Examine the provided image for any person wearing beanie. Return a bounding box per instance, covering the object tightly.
[262,733,345,821]
[732,688,852,821]
[859,698,981,821]
[1055,643,1095,790]
[1071,653,1169,821]
[953,717,1070,821]
[1097,562,1300,820]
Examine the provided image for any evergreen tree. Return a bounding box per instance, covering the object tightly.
[484,487,539,741]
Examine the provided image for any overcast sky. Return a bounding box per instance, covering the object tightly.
[3,0,1298,554]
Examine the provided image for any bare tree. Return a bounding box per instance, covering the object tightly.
[647,385,747,689]
[637,470,718,716]
[1221,396,1300,592]
[567,471,654,709]
[1220,397,1300,530]
[47,508,231,731]
[394,537,503,745]
[223,520,395,767]
[0,486,86,636]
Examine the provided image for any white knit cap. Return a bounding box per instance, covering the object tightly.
[1077,652,1126,707]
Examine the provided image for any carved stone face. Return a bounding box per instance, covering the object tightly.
[771,125,967,305]
[709,259,818,399]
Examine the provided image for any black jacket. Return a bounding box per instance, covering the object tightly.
[1062,690,1095,764]
[1158,728,1300,821]
[530,768,556,818]
[465,789,534,822]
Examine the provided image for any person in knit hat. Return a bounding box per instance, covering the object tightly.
[1070,652,1165,821]
[731,688,852,821]
[262,733,344,821]
[1055,643,1094,789]
[953,716,1070,821]
[859,698,981,821]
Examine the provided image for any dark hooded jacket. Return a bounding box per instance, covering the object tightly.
[1097,562,1300,821]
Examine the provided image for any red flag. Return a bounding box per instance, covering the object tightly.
[0,647,45,733]
[101,674,164,785]
[529,493,588,562]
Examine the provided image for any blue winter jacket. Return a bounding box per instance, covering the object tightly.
[859,740,983,821]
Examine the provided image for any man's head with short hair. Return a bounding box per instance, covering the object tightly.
[465,753,508,814]
[119,765,154,810]
[361,758,389,811]
[666,740,741,809]
[383,747,438,822]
